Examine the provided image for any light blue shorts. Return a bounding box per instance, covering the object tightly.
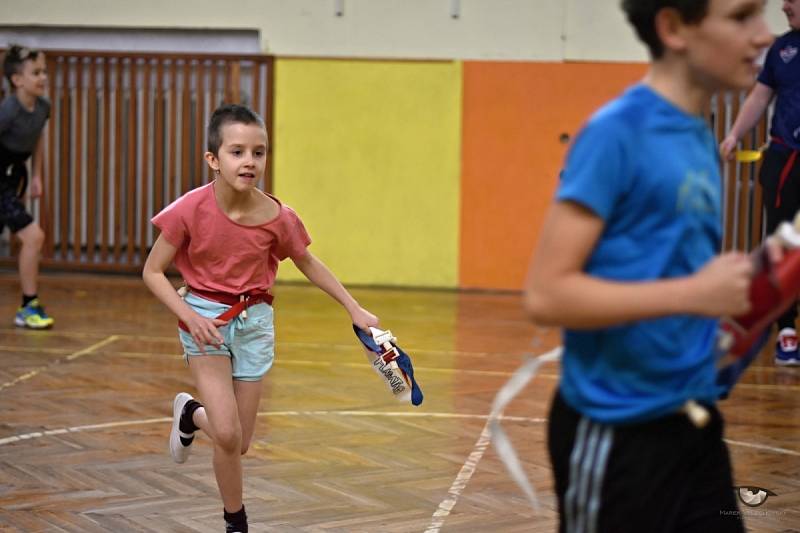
[178,292,275,381]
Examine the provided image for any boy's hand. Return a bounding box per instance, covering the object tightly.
[181,312,227,353]
[763,235,784,264]
[28,176,42,198]
[719,134,738,161]
[350,306,379,331]
[691,252,753,317]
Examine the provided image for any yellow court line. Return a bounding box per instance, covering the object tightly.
[0,335,119,392]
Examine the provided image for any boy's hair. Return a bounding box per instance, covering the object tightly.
[621,0,710,58]
[207,104,266,155]
[3,44,42,88]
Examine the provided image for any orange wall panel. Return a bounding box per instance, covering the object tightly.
[459,61,647,290]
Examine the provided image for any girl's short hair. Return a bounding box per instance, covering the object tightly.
[207,104,267,155]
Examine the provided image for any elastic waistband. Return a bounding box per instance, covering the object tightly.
[0,145,32,167]
[178,288,273,333]
[187,286,274,307]
[770,136,800,152]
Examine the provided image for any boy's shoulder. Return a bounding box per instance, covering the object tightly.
[0,95,50,119]
[581,84,691,146]
[767,30,800,60]
[35,96,51,114]
[774,29,800,44]
[587,85,652,129]
[0,94,21,116]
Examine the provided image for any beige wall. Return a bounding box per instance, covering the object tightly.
[565,0,791,61]
[0,0,790,61]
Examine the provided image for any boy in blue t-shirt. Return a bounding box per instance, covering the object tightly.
[720,0,800,365]
[0,44,54,329]
[524,1,772,532]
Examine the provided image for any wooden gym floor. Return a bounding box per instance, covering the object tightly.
[0,272,799,532]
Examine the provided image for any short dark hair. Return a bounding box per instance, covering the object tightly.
[207,104,266,155]
[3,44,42,88]
[621,0,710,58]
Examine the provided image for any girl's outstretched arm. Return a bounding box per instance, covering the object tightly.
[292,251,379,330]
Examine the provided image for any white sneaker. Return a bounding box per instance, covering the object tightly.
[170,392,196,464]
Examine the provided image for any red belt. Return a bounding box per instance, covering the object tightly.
[772,136,799,209]
[178,288,273,333]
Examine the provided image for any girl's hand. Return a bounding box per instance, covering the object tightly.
[350,306,379,331]
[181,312,228,353]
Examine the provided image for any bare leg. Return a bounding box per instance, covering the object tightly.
[15,222,44,297]
[233,379,264,454]
[189,379,263,454]
[189,356,243,512]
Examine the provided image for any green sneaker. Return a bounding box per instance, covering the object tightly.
[15,298,54,329]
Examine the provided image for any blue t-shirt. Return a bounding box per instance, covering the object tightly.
[556,84,722,424]
[758,30,800,149]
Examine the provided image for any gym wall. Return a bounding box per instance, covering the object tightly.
[1,0,788,289]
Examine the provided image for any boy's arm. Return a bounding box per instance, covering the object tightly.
[142,234,224,348]
[523,201,754,329]
[719,82,774,159]
[28,135,45,198]
[292,251,379,330]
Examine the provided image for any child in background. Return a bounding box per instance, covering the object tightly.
[720,0,800,365]
[0,44,54,329]
[143,104,378,533]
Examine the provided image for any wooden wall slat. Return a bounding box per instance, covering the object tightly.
[0,51,285,271]
[72,58,84,260]
[113,58,123,261]
[126,58,137,264]
[230,61,241,104]
[264,57,274,193]
[86,58,97,260]
[101,58,111,262]
[139,59,151,265]
[195,61,205,186]
[169,60,178,202]
[44,55,57,257]
[223,61,232,104]
[154,60,164,223]
[210,60,219,112]
[58,58,69,259]
[181,60,191,194]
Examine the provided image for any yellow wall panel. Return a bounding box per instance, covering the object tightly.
[273,58,461,288]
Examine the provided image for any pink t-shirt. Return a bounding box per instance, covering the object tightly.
[151,182,311,295]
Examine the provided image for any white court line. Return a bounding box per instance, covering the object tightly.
[424,417,493,533]
[0,410,545,447]
[724,438,800,457]
[0,335,118,392]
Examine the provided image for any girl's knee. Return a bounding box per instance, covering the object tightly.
[214,427,242,454]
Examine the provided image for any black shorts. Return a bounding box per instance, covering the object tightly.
[0,162,32,234]
[548,392,744,533]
